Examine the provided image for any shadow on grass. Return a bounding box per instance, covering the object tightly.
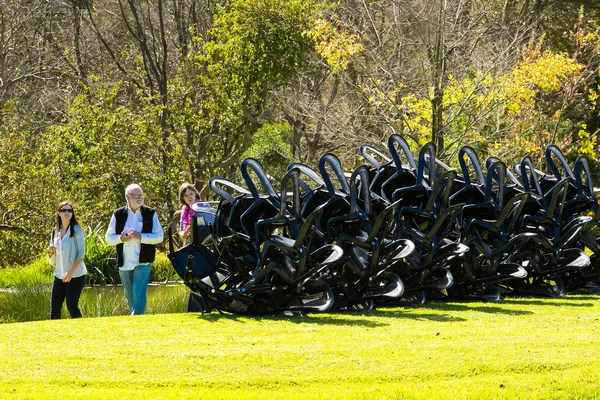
[178,291,600,325]
[565,294,600,301]
[187,311,388,327]
[186,306,467,325]
[500,297,595,307]
[372,309,466,322]
[422,302,535,315]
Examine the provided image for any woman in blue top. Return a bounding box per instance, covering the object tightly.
[47,201,87,319]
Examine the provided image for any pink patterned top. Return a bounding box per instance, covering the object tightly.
[180,204,197,229]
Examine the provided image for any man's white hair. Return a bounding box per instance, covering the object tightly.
[125,183,143,195]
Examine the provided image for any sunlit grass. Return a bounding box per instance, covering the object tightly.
[1,296,600,399]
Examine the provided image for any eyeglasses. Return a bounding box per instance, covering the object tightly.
[127,193,144,200]
[59,209,73,213]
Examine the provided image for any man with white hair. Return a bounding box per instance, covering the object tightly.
[105,183,164,315]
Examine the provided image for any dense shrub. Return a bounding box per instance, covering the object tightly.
[83,224,118,285]
[151,252,178,283]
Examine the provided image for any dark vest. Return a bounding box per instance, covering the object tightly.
[114,205,157,267]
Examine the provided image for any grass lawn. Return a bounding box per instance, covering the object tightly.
[1,295,600,399]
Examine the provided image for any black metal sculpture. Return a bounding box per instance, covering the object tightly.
[168,135,600,314]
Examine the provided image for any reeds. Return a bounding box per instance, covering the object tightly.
[0,282,189,323]
[0,274,51,323]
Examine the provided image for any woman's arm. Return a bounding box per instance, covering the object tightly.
[47,229,56,257]
[74,225,86,259]
[64,226,85,282]
[178,212,190,239]
[63,256,84,282]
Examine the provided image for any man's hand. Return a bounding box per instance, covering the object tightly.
[120,230,131,242]
[121,229,141,242]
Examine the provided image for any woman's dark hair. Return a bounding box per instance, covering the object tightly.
[178,183,200,206]
[54,201,79,237]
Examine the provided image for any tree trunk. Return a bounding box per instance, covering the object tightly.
[430,0,446,152]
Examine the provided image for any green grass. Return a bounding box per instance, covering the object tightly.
[1,296,600,399]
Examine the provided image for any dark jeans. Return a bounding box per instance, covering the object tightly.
[50,275,86,319]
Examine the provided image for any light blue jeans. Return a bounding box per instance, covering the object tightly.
[119,263,151,315]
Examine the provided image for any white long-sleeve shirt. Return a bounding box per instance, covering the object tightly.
[105,206,164,271]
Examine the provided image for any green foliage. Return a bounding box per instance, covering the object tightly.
[537,1,600,52]
[78,285,129,318]
[168,0,321,194]
[0,232,45,269]
[239,122,294,181]
[150,252,178,283]
[206,0,317,100]
[83,224,118,285]
[145,284,189,314]
[0,113,58,266]
[41,84,173,218]
[0,82,175,266]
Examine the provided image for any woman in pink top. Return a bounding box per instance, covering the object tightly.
[178,183,201,244]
